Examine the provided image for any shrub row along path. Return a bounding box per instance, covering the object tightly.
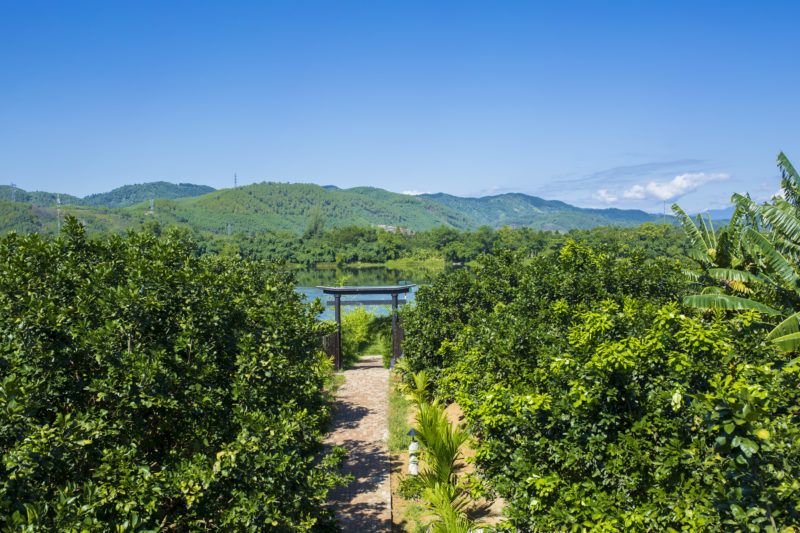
[325,355,391,531]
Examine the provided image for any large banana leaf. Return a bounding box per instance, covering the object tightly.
[671,204,710,259]
[761,204,800,242]
[778,151,799,188]
[772,197,797,216]
[732,193,764,222]
[744,227,800,287]
[682,269,701,282]
[707,268,769,285]
[683,294,780,315]
[770,332,800,352]
[728,204,744,234]
[766,311,800,341]
[698,213,716,249]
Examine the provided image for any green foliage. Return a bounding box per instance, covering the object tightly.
[0,218,347,531]
[403,243,800,531]
[338,307,375,367]
[412,402,469,489]
[675,153,800,351]
[0,201,41,235]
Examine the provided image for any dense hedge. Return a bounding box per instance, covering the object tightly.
[0,219,346,531]
[403,242,800,531]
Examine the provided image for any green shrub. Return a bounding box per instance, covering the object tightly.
[338,307,374,367]
[404,243,800,531]
[0,219,347,531]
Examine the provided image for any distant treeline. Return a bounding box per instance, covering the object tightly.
[194,221,689,266]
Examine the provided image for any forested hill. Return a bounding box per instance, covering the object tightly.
[137,182,475,234]
[0,182,214,209]
[0,186,84,207]
[83,182,215,208]
[422,192,664,230]
[0,181,668,235]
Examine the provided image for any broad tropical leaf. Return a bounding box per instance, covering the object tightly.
[698,213,716,250]
[761,204,800,242]
[778,151,800,208]
[744,227,799,287]
[671,203,709,258]
[770,331,800,352]
[707,268,768,285]
[683,294,780,315]
[766,311,800,341]
[732,192,763,221]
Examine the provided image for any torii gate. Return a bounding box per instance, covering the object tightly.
[317,284,416,371]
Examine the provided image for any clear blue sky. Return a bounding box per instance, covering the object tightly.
[2,1,798,213]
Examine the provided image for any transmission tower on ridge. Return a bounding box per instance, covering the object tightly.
[10,183,16,202]
[227,222,232,237]
[150,199,154,215]
[234,173,237,188]
[56,194,62,232]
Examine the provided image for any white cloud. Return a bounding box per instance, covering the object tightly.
[402,190,431,196]
[622,184,646,199]
[593,189,618,203]
[623,172,730,202]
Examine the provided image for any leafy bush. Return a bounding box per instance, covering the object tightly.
[338,307,375,367]
[0,219,346,531]
[404,243,800,530]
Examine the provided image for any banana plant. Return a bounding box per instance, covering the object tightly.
[675,152,800,351]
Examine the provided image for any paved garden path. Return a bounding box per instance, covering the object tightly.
[325,355,391,532]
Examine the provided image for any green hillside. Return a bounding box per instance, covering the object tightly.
[0,182,214,210]
[123,182,477,235]
[0,186,84,207]
[0,181,669,237]
[423,192,664,231]
[83,181,215,208]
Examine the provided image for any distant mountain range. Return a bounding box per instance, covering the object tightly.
[0,181,674,236]
[691,206,736,221]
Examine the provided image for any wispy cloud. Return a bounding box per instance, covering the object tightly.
[535,159,706,196]
[623,172,730,201]
[593,189,618,203]
[402,190,431,196]
[622,184,646,199]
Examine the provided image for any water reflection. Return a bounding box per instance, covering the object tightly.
[292,266,433,320]
[292,265,439,287]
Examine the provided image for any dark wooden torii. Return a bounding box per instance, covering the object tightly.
[317,284,416,370]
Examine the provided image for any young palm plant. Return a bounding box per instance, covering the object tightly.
[413,401,470,488]
[422,482,476,533]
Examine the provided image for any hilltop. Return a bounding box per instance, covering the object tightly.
[83,182,215,208]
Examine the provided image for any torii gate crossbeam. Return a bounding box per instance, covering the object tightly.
[316,285,416,371]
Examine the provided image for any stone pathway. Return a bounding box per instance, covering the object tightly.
[325,355,391,532]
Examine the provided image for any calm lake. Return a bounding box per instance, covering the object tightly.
[293,265,434,320]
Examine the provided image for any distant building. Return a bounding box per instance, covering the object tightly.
[376,224,415,235]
